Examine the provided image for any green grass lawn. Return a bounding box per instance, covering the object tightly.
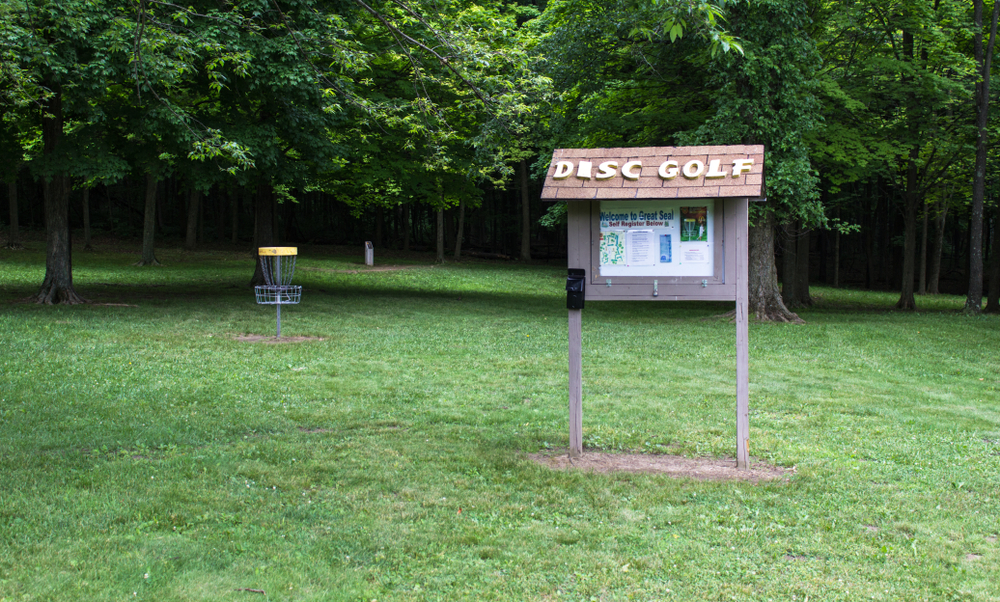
[1,238,999,601]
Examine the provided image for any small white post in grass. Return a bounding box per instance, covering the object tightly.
[365,241,374,266]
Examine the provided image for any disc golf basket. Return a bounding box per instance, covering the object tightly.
[255,247,302,337]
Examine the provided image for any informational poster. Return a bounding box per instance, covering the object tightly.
[599,201,714,277]
[626,230,657,266]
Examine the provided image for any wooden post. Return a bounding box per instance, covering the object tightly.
[568,308,583,457]
[735,198,750,469]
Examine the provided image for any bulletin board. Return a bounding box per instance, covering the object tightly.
[542,145,765,468]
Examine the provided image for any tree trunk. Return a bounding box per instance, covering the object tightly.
[781,220,811,308]
[135,173,161,266]
[436,207,445,263]
[6,180,21,248]
[231,189,240,243]
[394,205,402,248]
[896,28,918,309]
[883,191,896,289]
[986,200,1000,312]
[216,189,226,242]
[156,178,167,234]
[453,199,465,260]
[796,225,812,305]
[491,188,498,254]
[282,194,295,243]
[918,204,929,294]
[36,174,85,303]
[34,85,85,304]
[749,211,802,322]
[198,191,205,243]
[416,204,424,246]
[106,186,115,242]
[435,179,445,262]
[818,228,828,285]
[81,187,92,250]
[444,207,454,251]
[185,188,201,250]
[928,197,948,294]
[897,193,918,308]
[966,0,1000,312]
[781,220,797,306]
[519,159,532,261]
[864,192,877,289]
[251,182,275,285]
[402,204,411,251]
[896,151,919,310]
[832,207,840,288]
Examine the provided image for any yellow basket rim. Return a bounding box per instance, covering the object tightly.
[258,247,298,256]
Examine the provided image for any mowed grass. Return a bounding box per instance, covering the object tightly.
[1,239,999,602]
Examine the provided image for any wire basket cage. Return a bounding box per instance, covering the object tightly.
[254,247,302,337]
[254,285,302,305]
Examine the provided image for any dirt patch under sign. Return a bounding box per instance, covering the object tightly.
[234,334,325,344]
[530,450,792,482]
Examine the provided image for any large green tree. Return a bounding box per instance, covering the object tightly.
[966,0,1000,312]
[679,0,823,321]
[537,0,739,150]
[2,0,259,302]
[1,1,122,303]
[326,0,553,260]
[535,0,747,268]
[812,0,976,309]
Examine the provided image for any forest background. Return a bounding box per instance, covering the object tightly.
[3,0,1000,318]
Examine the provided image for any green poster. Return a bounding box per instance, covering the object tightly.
[600,231,625,266]
[680,206,708,242]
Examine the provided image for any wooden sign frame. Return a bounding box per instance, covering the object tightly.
[544,145,765,469]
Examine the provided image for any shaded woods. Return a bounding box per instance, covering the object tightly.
[2,0,999,312]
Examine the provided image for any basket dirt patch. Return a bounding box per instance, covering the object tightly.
[234,334,325,344]
[530,450,792,482]
[299,265,434,274]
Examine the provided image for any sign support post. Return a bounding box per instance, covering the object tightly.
[735,197,750,469]
[568,308,583,457]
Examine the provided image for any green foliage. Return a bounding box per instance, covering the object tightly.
[810,0,976,197]
[336,0,554,207]
[537,0,742,152]
[678,0,824,226]
[1,0,551,205]
[538,200,567,230]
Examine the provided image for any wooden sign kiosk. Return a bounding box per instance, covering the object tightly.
[542,145,765,469]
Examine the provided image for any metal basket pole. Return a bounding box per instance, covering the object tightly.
[255,247,302,338]
[275,256,282,337]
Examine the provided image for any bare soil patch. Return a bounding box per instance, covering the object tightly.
[529,449,792,482]
[234,334,325,344]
